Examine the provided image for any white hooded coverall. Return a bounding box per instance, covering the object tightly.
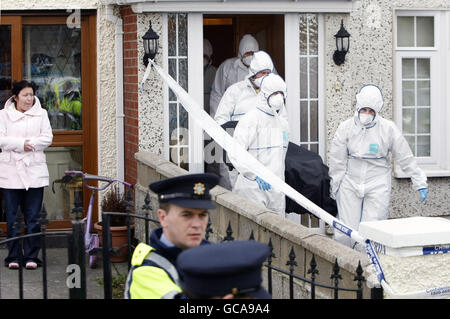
[229,74,289,216]
[203,39,217,115]
[209,34,259,118]
[213,51,276,190]
[329,84,428,248]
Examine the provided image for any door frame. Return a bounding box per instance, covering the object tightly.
[0,13,97,232]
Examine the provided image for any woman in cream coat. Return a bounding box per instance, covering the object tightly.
[0,80,53,269]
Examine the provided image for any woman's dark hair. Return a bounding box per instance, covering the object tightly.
[12,80,38,96]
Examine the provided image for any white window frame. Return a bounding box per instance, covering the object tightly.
[285,13,325,159]
[394,10,450,177]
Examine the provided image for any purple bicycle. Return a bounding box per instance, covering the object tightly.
[61,171,133,268]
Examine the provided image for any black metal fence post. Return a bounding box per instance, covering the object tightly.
[308,255,319,299]
[331,258,342,299]
[39,205,50,299]
[205,219,213,241]
[266,238,274,295]
[354,261,365,299]
[102,212,113,299]
[125,188,134,270]
[68,192,86,299]
[141,192,151,244]
[286,247,298,299]
[223,221,234,242]
[371,287,383,299]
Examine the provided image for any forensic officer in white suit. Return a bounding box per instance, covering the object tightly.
[329,84,428,249]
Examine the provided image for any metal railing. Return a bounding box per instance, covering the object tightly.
[0,203,87,299]
[0,189,383,299]
[100,191,383,299]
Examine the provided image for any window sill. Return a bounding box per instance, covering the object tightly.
[394,166,450,178]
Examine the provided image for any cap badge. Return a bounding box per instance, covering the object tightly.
[193,182,206,195]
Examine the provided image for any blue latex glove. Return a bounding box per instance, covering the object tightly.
[256,176,271,191]
[418,188,428,203]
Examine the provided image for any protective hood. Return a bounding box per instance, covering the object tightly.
[259,73,287,115]
[238,34,259,58]
[203,38,213,58]
[355,84,384,114]
[248,51,274,76]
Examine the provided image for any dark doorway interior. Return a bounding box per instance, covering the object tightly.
[203,14,285,79]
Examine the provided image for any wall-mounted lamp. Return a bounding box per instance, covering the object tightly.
[142,22,159,67]
[333,19,350,66]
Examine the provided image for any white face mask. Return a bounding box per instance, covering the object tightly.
[242,55,253,67]
[268,94,285,113]
[252,76,264,88]
[359,113,374,125]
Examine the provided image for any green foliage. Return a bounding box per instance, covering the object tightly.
[96,273,127,299]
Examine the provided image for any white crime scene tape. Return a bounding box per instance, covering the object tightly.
[143,59,450,299]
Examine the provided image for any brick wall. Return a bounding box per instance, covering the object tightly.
[121,6,138,185]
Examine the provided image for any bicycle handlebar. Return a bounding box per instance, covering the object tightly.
[64,170,133,190]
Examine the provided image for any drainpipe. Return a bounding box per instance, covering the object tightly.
[105,5,125,183]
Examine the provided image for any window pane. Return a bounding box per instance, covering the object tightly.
[0,26,11,108]
[417,80,430,106]
[402,58,415,79]
[416,17,434,47]
[416,58,430,79]
[397,16,414,47]
[179,103,189,134]
[300,57,308,99]
[417,135,430,157]
[178,58,188,91]
[308,15,318,55]
[299,15,308,55]
[417,108,430,134]
[402,80,415,106]
[310,101,318,142]
[300,101,309,142]
[44,146,82,220]
[404,135,416,155]
[168,14,177,56]
[309,57,318,99]
[168,58,177,101]
[178,14,188,57]
[310,143,318,154]
[169,103,178,144]
[402,108,415,134]
[23,25,82,130]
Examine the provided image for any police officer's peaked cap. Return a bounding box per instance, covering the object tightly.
[177,240,272,299]
[149,173,219,210]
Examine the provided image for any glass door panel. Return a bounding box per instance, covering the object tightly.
[44,146,83,221]
[22,25,82,131]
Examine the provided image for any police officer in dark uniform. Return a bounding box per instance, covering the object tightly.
[177,240,272,299]
[124,173,219,299]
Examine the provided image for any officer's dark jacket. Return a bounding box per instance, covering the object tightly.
[124,227,209,299]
